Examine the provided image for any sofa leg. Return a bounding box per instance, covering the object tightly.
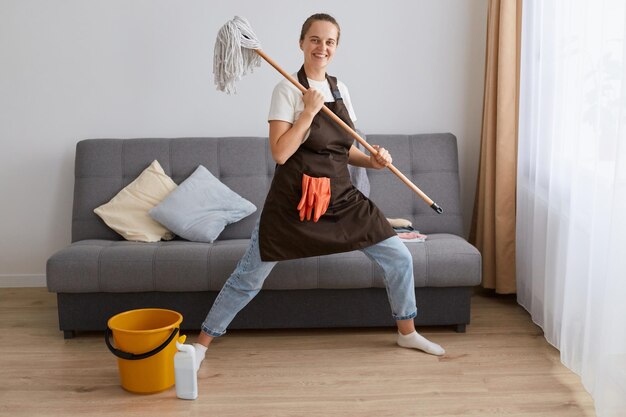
[455,324,466,333]
[63,330,76,339]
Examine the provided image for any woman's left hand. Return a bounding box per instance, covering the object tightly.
[370,145,392,169]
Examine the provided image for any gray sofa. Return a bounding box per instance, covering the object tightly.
[46,134,481,339]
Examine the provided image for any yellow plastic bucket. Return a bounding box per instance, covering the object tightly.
[105,308,182,394]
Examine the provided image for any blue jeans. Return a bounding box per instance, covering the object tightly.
[201,220,417,337]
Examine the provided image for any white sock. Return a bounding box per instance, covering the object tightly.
[397,331,445,356]
[192,343,207,371]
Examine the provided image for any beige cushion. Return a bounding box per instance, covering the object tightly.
[94,160,177,242]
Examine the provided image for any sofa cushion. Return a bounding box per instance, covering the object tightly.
[149,165,257,243]
[46,234,481,293]
[93,160,177,242]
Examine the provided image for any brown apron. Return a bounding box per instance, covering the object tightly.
[259,67,395,261]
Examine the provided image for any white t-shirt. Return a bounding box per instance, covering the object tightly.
[268,74,358,125]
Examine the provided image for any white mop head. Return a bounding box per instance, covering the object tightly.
[214,16,262,94]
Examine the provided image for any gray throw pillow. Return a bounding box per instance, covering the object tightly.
[149,165,256,243]
[348,129,371,197]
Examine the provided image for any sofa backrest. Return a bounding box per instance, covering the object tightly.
[72,134,463,242]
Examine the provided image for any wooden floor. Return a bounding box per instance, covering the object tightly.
[0,288,595,417]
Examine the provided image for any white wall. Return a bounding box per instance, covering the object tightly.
[0,0,488,287]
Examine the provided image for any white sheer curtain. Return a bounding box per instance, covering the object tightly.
[517,0,626,416]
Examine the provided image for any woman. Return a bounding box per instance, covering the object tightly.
[194,13,445,368]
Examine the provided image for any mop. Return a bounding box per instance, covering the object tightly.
[213,16,443,214]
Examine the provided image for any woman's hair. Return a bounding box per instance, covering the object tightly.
[299,13,341,44]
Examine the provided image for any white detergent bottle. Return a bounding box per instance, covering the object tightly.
[174,335,198,400]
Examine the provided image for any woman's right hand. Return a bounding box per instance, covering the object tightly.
[302,88,325,116]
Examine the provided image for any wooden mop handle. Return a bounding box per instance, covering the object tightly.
[255,49,443,214]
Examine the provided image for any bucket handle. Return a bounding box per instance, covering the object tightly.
[105,327,179,361]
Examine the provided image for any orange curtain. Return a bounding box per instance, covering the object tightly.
[469,0,522,294]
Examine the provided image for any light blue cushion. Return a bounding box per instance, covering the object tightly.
[149,165,256,243]
[348,129,371,197]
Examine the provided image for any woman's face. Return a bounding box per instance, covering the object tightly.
[300,20,339,71]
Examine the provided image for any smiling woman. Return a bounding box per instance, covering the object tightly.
[195,13,447,367]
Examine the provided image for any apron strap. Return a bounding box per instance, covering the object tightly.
[297,66,310,89]
[326,74,343,101]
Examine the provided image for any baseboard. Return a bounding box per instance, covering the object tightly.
[0,274,46,288]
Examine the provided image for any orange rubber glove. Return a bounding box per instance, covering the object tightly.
[297,174,331,222]
[308,176,330,222]
[297,174,312,221]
